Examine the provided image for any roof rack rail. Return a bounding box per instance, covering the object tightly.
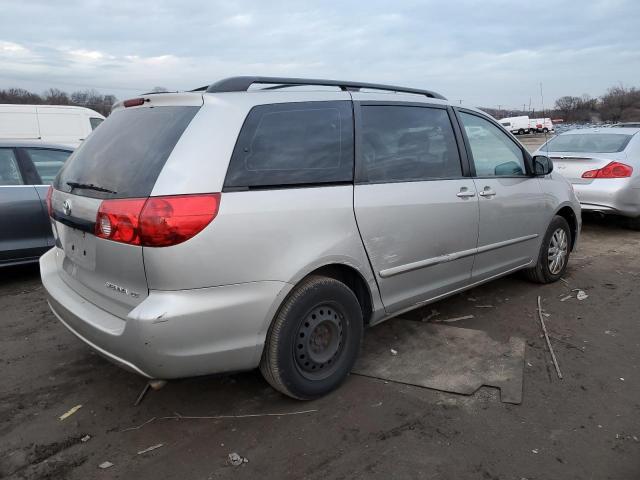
[203,76,446,100]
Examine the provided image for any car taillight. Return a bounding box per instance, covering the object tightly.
[46,186,53,217]
[95,194,220,247]
[582,161,633,179]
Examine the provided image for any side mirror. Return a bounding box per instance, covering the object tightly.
[533,155,553,176]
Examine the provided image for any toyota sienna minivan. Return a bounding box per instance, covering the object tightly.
[41,76,581,399]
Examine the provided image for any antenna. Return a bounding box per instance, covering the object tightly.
[540,81,550,160]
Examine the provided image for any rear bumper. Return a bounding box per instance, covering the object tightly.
[40,248,292,379]
[572,180,640,218]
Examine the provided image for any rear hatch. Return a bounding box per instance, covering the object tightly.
[540,132,632,184]
[50,95,202,319]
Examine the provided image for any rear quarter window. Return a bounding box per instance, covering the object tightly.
[55,106,199,199]
[544,134,632,153]
[224,101,353,189]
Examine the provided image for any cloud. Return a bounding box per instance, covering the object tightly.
[0,0,638,108]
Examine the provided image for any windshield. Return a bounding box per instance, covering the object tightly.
[55,106,199,199]
[542,133,632,153]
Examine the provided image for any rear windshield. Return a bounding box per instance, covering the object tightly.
[542,133,632,153]
[55,106,199,199]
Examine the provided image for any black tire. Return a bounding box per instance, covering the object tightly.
[543,128,549,133]
[524,216,572,284]
[518,129,525,135]
[260,275,363,400]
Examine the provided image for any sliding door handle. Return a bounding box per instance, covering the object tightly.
[479,188,496,197]
[456,188,476,198]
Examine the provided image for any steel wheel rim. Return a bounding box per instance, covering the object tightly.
[294,304,345,380]
[547,228,568,275]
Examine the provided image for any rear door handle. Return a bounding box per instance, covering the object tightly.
[456,187,476,198]
[479,188,496,197]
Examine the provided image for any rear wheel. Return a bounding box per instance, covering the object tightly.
[524,216,571,283]
[260,276,363,400]
[518,129,525,135]
[543,127,549,133]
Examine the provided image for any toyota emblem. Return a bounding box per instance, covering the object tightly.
[63,199,72,216]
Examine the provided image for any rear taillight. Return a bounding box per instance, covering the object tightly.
[582,161,633,179]
[46,186,53,217]
[95,194,220,247]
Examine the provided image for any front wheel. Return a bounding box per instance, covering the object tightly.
[518,129,525,135]
[524,216,572,283]
[260,276,363,400]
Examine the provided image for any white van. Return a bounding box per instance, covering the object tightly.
[529,118,554,133]
[499,116,530,135]
[0,104,105,147]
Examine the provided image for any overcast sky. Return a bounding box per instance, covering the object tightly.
[1,0,638,110]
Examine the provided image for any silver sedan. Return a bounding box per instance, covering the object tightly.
[536,127,640,229]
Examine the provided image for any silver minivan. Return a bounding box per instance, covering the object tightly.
[41,77,581,399]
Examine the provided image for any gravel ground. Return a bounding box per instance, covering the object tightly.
[1,137,639,479]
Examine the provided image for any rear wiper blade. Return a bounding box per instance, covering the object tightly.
[66,181,117,194]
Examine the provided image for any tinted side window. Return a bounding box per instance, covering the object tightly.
[25,148,72,185]
[225,101,353,188]
[459,112,527,177]
[0,149,23,185]
[360,106,462,183]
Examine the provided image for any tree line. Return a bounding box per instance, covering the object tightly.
[0,88,118,116]
[2,83,639,123]
[482,85,640,124]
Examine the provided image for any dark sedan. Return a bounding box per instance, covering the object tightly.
[0,140,73,266]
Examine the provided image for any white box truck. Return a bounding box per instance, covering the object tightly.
[499,116,530,135]
[529,118,554,133]
[0,104,105,147]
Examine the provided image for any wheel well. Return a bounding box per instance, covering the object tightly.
[556,206,578,250]
[304,264,373,325]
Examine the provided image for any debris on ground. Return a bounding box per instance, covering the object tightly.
[475,305,494,308]
[138,443,164,455]
[228,452,248,466]
[576,290,588,300]
[537,296,563,379]
[120,409,319,432]
[440,315,474,323]
[390,349,398,356]
[422,309,440,322]
[59,404,82,421]
[80,435,91,442]
[98,461,114,469]
[560,295,572,302]
[531,449,539,454]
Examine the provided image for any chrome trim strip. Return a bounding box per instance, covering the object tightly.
[378,234,539,279]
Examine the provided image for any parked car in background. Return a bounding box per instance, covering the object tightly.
[536,127,640,229]
[41,76,580,400]
[612,122,640,128]
[0,140,73,266]
[499,116,530,135]
[529,118,554,133]
[0,104,105,148]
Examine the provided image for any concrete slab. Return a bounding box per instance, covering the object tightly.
[353,319,526,404]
